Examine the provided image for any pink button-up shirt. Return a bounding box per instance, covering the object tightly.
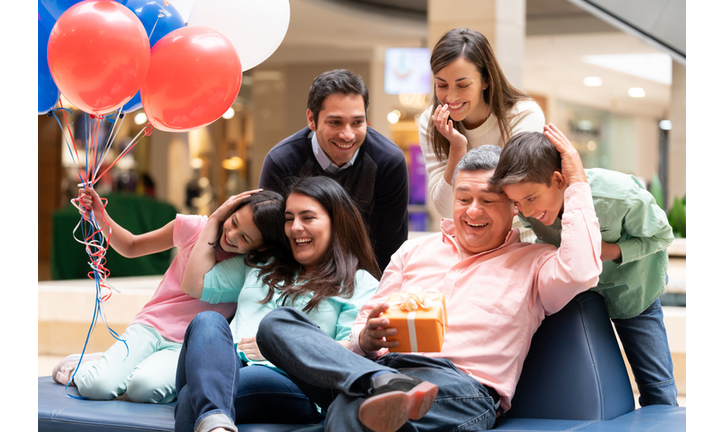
[350,182,602,412]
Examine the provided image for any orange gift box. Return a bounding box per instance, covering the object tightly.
[383,289,447,353]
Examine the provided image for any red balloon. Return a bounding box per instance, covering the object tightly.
[141,26,242,132]
[47,0,150,115]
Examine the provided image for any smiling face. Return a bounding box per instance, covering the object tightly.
[501,174,567,226]
[307,92,367,167]
[220,205,265,254]
[284,192,332,272]
[453,169,515,256]
[434,57,489,128]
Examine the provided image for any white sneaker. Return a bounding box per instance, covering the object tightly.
[51,352,104,386]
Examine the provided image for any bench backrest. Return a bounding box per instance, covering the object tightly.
[506,291,635,420]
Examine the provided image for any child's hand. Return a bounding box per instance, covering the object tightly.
[543,123,587,185]
[601,241,622,262]
[432,104,468,150]
[238,337,265,361]
[77,187,105,219]
[209,189,262,222]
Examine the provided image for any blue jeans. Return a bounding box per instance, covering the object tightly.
[174,311,321,432]
[612,298,678,406]
[256,307,499,432]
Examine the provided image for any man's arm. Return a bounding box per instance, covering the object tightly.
[372,154,410,271]
[536,124,603,313]
[350,247,406,358]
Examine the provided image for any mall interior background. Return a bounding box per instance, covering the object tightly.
[37,0,686,281]
[34,0,691,409]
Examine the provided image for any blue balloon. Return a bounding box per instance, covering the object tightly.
[38,17,59,115]
[38,0,83,30]
[117,0,186,113]
[121,93,144,114]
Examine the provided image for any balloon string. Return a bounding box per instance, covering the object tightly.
[51,106,133,399]
[62,190,128,399]
[89,112,121,184]
[94,123,152,181]
[87,114,100,184]
[51,104,84,186]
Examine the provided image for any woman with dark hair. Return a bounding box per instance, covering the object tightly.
[175,176,381,432]
[419,27,546,217]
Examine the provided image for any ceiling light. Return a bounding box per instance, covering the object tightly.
[222,107,235,120]
[387,110,401,124]
[583,53,672,85]
[134,112,147,125]
[190,157,204,169]
[399,93,429,109]
[628,87,646,98]
[222,156,244,170]
[583,77,602,87]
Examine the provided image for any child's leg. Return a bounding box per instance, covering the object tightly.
[126,341,182,404]
[74,324,162,400]
[612,298,678,406]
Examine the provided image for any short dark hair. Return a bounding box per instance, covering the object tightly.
[307,69,369,125]
[489,132,562,188]
[452,145,501,185]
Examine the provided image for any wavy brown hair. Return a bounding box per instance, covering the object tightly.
[260,176,381,312]
[427,28,532,162]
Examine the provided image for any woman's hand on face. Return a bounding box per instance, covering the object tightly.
[433,104,468,149]
[238,336,266,361]
[210,189,262,222]
[358,303,399,353]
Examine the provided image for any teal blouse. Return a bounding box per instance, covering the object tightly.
[200,255,379,366]
[519,168,674,319]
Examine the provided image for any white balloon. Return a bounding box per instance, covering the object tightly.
[167,0,197,23]
[188,0,290,71]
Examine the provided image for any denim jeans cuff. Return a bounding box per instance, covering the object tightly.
[195,412,237,432]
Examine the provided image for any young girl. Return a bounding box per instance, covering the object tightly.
[174,176,381,432]
[51,188,286,404]
[419,27,546,217]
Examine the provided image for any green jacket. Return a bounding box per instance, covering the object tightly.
[519,168,673,319]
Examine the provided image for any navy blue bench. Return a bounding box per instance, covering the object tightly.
[38,292,685,431]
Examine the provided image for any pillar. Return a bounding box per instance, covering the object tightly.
[668,61,686,208]
[427,0,527,87]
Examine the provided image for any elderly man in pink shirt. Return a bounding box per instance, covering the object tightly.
[256,124,602,432]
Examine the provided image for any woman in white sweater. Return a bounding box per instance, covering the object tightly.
[419,28,545,217]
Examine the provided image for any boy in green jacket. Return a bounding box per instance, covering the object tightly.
[489,124,677,407]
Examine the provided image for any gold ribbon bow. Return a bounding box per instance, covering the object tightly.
[398,287,442,312]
